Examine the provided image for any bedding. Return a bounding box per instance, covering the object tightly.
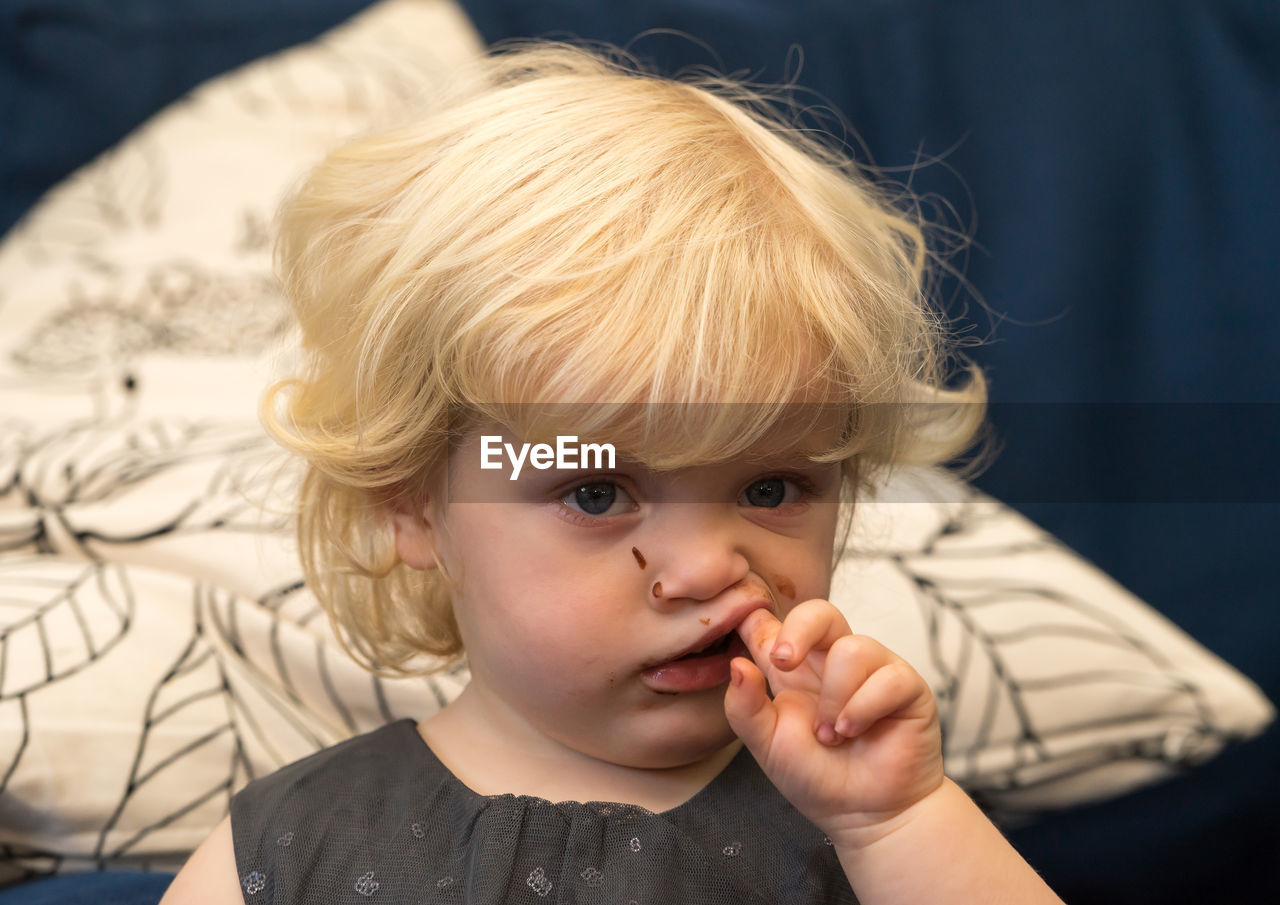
[0,0,1274,895]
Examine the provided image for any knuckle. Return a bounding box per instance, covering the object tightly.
[880,665,911,697]
[833,633,876,660]
[825,638,861,672]
[801,597,839,620]
[881,662,924,700]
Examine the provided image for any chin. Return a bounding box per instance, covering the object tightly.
[611,703,738,769]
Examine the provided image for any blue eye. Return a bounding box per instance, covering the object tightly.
[740,476,803,508]
[561,481,634,517]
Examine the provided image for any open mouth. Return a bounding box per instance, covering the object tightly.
[673,632,734,661]
[640,629,749,693]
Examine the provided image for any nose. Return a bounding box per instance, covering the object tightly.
[642,507,751,609]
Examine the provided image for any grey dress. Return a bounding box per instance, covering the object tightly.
[230,719,859,904]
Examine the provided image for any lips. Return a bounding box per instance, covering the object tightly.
[638,598,769,693]
[674,632,735,660]
[633,570,775,694]
[639,632,749,693]
[666,624,736,663]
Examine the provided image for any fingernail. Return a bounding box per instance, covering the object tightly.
[835,718,853,736]
[730,663,743,687]
[771,642,793,661]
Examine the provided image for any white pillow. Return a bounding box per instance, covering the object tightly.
[0,0,1271,880]
[839,467,1271,811]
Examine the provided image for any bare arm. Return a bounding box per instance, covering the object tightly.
[833,778,1061,905]
[159,816,245,905]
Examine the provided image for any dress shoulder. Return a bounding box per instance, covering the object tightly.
[230,719,435,902]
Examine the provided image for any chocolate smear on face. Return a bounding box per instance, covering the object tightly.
[632,547,646,568]
[699,617,710,625]
[774,574,796,600]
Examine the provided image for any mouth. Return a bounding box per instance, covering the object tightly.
[641,616,748,671]
[639,629,750,693]
[635,576,775,693]
[673,632,735,660]
[662,591,771,666]
[637,597,767,694]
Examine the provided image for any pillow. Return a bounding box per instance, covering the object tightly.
[838,468,1273,813]
[0,0,1271,882]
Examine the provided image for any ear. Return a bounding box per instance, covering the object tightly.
[390,497,440,572]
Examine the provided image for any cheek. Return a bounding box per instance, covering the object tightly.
[773,547,835,610]
[454,562,624,666]
[475,613,622,702]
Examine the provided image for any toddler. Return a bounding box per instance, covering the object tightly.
[162,42,1062,905]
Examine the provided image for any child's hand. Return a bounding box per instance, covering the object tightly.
[723,602,944,848]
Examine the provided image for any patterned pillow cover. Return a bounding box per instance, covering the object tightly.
[0,0,1271,882]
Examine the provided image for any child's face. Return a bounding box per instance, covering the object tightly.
[400,424,844,770]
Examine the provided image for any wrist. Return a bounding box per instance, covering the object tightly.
[826,778,1066,905]
[825,774,955,856]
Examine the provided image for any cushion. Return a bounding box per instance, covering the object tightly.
[0,0,1271,881]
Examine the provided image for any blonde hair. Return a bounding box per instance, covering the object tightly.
[263,41,986,675]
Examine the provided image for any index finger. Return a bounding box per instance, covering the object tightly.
[735,608,783,669]
[769,598,853,665]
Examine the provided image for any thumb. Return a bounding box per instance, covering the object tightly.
[723,656,776,759]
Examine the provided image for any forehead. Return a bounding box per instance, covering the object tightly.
[732,408,847,458]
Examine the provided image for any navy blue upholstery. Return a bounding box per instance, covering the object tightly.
[0,0,375,236]
[0,872,174,904]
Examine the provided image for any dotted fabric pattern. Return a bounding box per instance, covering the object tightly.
[230,721,857,904]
